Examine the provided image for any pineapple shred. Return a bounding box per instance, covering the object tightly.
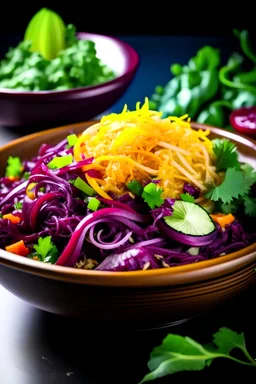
[74,98,220,200]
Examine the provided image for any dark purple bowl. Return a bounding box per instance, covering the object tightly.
[0,32,140,128]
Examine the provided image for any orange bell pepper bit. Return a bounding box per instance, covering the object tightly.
[210,213,235,228]
[2,213,21,224]
[5,240,29,257]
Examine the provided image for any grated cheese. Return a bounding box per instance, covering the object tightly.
[74,98,220,199]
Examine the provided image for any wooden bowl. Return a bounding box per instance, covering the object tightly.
[0,122,256,328]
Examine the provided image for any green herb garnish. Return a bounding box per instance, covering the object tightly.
[31,236,59,264]
[212,138,240,171]
[5,156,23,178]
[243,195,256,217]
[180,193,195,203]
[87,197,100,211]
[139,327,256,383]
[23,171,30,180]
[205,168,250,204]
[74,177,95,196]
[127,180,144,196]
[47,154,73,169]
[14,201,23,210]
[142,182,164,209]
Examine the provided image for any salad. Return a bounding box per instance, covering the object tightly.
[0,99,256,271]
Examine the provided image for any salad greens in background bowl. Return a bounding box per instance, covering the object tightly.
[0,101,256,328]
[0,8,140,128]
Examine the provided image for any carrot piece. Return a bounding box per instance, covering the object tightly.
[8,176,20,181]
[86,174,112,200]
[210,213,235,228]
[5,240,29,256]
[2,213,21,224]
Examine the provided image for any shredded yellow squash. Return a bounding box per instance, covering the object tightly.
[74,99,220,199]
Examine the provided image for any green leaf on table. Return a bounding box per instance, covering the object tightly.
[139,327,256,383]
[212,327,246,354]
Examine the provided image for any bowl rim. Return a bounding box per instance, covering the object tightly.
[0,121,256,286]
[0,32,140,98]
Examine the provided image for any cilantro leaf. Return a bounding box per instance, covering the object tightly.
[205,168,250,204]
[241,163,256,186]
[5,156,23,178]
[139,327,256,383]
[142,182,164,209]
[180,193,195,203]
[14,201,23,210]
[127,180,143,196]
[212,327,246,355]
[33,236,59,264]
[243,195,256,217]
[212,138,240,171]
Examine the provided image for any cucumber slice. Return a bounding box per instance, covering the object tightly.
[164,200,216,236]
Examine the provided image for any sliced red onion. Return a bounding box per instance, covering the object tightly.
[56,208,148,266]
[0,181,28,207]
[89,227,132,250]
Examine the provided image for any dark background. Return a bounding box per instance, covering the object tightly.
[0,1,256,37]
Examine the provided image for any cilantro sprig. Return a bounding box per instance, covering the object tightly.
[127,180,144,196]
[205,168,249,204]
[30,236,59,264]
[206,139,256,217]
[127,180,164,209]
[139,327,256,383]
[212,138,240,171]
[142,183,164,209]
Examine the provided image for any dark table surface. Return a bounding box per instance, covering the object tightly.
[1,34,256,384]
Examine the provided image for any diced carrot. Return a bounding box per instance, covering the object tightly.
[210,213,235,228]
[5,240,29,257]
[8,176,20,182]
[2,213,21,224]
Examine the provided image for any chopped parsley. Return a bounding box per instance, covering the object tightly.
[23,171,30,180]
[14,201,23,210]
[127,180,144,196]
[142,182,164,209]
[5,156,23,178]
[30,236,59,264]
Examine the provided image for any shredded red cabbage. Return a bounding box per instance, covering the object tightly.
[1,138,255,272]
